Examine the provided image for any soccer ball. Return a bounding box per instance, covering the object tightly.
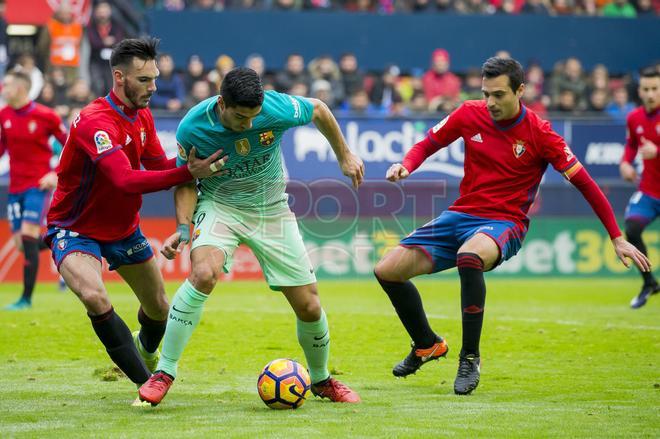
[257,358,311,409]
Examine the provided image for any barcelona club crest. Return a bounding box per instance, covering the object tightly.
[512,140,526,158]
[235,138,251,156]
[259,131,275,147]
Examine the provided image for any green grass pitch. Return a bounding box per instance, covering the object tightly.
[1,279,658,438]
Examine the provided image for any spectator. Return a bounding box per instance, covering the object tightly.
[605,87,635,119]
[88,1,126,97]
[602,0,637,16]
[522,85,547,117]
[288,81,309,97]
[339,52,365,99]
[551,0,575,14]
[310,79,337,108]
[185,80,213,109]
[370,64,402,112]
[633,0,655,15]
[521,0,551,13]
[66,78,93,108]
[422,48,461,112]
[226,0,267,9]
[587,88,609,113]
[274,0,303,9]
[460,68,483,101]
[275,53,310,92]
[191,0,224,9]
[15,54,44,101]
[245,53,266,78]
[303,0,336,9]
[207,54,235,92]
[183,55,207,93]
[408,90,430,114]
[151,54,186,111]
[46,2,84,84]
[341,89,380,115]
[550,57,588,111]
[309,54,345,104]
[553,89,581,114]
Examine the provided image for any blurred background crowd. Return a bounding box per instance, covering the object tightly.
[0,0,657,128]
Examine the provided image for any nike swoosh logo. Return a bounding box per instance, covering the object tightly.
[421,344,441,362]
[313,331,329,341]
[172,304,193,314]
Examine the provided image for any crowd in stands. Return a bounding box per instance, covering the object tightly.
[137,0,658,16]
[0,0,656,126]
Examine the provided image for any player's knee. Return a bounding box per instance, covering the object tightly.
[78,287,111,312]
[189,263,218,293]
[297,294,322,321]
[374,260,403,283]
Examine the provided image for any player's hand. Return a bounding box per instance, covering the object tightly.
[161,224,191,260]
[187,146,228,179]
[639,137,658,160]
[619,161,637,182]
[339,152,365,189]
[612,236,651,272]
[386,163,410,182]
[38,171,58,190]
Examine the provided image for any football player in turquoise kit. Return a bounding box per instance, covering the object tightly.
[139,67,364,405]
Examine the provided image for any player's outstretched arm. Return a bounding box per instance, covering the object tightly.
[310,98,364,188]
[161,182,198,260]
[568,164,651,272]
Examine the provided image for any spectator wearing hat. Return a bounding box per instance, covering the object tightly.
[422,48,462,112]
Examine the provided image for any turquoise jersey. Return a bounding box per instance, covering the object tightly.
[176,90,314,210]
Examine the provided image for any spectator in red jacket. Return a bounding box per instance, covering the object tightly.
[422,49,461,112]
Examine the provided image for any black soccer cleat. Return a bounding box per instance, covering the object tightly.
[392,337,449,377]
[630,283,660,309]
[454,354,480,395]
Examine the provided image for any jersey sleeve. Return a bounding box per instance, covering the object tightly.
[427,103,467,148]
[75,115,124,163]
[537,119,581,178]
[269,91,314,129]
[621,115,638,164]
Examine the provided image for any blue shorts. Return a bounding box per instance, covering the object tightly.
[624,191,659,226]
[46,226,154,271]
[400,211,526,272]
[7,188,51,232]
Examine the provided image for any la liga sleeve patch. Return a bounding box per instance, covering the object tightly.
[94,130,113,154]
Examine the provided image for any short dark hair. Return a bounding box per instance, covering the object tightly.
[221,67,264,108]
[640,66,659,79]
[482,57,525,92]
[6,68,32,89]
[110,37,159,69]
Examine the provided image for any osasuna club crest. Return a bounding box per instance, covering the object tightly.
[512,140,526,158]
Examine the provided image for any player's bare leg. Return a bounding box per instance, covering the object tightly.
[453,233,500,395]
[139,246,224,405]
[60,253,150,385]
[374,246,449,377]
[4,223,41,310]
[281,283,360,403]
[117,258,169,372]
